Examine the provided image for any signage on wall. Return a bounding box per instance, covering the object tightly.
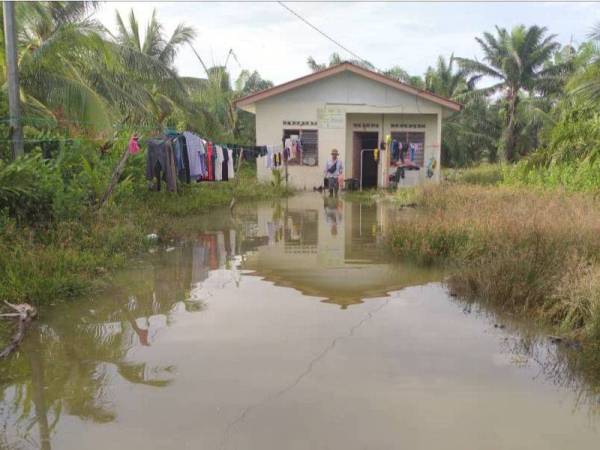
[283,120,318,127]
[390,123,426,129]
[317,107,345,129]
[353,122,379,129]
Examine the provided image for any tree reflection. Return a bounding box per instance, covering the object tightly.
[0,242,223,449]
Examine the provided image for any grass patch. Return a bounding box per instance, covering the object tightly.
[443,163,505,186]
[388,183,600,344]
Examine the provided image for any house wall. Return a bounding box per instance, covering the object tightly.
[254,71,444,189]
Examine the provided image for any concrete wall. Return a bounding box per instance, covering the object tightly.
[254,71,444,189]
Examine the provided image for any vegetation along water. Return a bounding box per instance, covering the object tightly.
[2,1,600,448]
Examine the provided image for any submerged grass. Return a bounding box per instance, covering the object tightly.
[389,183,600,343]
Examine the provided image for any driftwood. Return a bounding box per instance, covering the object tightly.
[0,301,37,358]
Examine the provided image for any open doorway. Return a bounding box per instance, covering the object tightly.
[353,132,379,189]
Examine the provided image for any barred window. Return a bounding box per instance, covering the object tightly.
[391,132,425,167]
[283,129,319,166]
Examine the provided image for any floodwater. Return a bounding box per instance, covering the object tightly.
[1,194,600,450]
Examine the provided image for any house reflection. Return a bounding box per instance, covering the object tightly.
[241,193,439,308]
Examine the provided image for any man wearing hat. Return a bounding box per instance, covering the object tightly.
[324,148,343,197]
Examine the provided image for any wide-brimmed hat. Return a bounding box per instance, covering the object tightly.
[331,149,339,155]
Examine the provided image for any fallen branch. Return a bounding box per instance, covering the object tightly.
[0,301,37,358]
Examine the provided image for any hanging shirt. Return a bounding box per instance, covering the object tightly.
[183,132,204,178]
[207,142,214,181]
[128,136,140,154]
[391,139,400,161]
[227,148,235,179]
[215,145,224,181]
[265,146,274,169]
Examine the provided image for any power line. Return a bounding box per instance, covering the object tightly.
[277,1,371,68]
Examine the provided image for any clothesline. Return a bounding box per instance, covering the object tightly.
[141,129,290,193]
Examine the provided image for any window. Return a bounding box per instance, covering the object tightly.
[390,132,425,167]
[283,129,319,166]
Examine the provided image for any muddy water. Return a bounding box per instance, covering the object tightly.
[1,194,600,449]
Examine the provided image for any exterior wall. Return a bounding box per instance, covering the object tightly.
[254,71,444,189]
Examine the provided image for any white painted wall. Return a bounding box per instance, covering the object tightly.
[253,71,445,189]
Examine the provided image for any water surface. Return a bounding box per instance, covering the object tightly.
[1,194,599,449]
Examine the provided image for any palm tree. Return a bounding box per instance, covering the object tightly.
[424,55,469,99]
[567,25,600,102]
[113,9,197,128]
[114,8,195,69]
[306,52,375,72]
[0,1,114,131]
[455,25,569,161]
[0,2,195,134]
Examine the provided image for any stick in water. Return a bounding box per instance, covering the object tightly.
[0,301,37,358]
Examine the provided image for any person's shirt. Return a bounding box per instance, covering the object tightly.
[324,159,343,177]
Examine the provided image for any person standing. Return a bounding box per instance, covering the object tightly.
[324,149,343,197]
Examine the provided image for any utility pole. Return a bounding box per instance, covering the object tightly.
[3,0,24,159]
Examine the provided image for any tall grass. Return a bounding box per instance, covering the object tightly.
[443,163,505,186]
[389,184,600,343]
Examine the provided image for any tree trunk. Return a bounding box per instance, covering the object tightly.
[504,91,519,163]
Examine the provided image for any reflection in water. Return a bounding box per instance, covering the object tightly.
[1,194,600,449]
[243,195,439,308]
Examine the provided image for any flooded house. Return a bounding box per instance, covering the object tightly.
[235,62,461,190]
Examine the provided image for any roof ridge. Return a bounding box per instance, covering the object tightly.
[235,62,461,111]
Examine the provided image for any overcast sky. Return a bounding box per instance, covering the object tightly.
[96,1,600,86]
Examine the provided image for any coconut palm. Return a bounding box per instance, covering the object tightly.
[0,1,114,131]
[455,25,570,161]
[112,8,197,128]
[114,8,195,69]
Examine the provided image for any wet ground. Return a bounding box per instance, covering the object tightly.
[1,194,599,449]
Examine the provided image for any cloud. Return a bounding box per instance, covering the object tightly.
[95,1,597,85]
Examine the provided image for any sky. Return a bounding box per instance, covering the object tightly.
[96,1,600,86]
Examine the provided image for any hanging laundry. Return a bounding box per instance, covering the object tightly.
[207,142,214,181]
[128,135,140,154]
[146,138,177,192]
[215,145,224,181]
[222,146,229,181]
[391,139,400,161]
[183,131,205,179]
[227,148,235,179]
[177,134,191,183]
[265,145,274,169]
